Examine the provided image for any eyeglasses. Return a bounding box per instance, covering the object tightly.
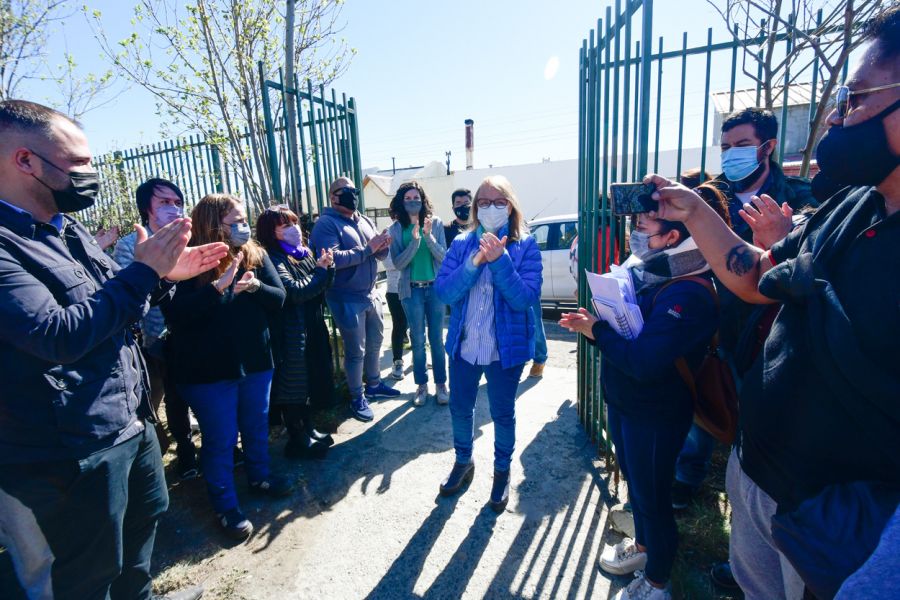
[835,82,900,119]
[476,197,509,209]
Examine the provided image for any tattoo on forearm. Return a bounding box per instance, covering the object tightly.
[725,244,756,276]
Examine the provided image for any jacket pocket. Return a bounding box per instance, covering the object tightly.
[42,263,95,304]
[43,361,132,444]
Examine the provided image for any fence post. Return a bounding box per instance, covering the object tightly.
[259,61,283,203]
[636,0,653,179]
[211,145,224,193]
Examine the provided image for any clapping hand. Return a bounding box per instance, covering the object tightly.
[213,251,243,293]
[135,218,229,281]
[559,308,599,340]
[423,217,432,236]
[317,248,334,268]
[739,194,793,250]
[479,232,507,263]
[412,223,421,241]
[233,271,258,294]
[94,226,120,251]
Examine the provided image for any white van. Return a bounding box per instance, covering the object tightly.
[528,213,578,306]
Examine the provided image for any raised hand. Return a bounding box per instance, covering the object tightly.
[480,232,508,263]
[643,174,706,223]
[233,271,257,294]
[94,226,120,251]
[134,219,193,278]
[559,307,598,340]
[423,217,432,236]
[213,251,243,293]
[412,223,421,241]
[739,194,793,250]
[317,248,334,268]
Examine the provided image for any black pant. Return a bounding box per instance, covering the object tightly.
[0,426,169,600]
[385,291,408,362]
[144,342,192,451]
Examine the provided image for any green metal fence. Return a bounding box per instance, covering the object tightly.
[87,67,363,233]
[576,0,844,458]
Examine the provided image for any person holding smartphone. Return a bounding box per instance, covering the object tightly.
[560,185,731,600]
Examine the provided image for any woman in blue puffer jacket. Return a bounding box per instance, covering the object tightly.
[434,175,542,513]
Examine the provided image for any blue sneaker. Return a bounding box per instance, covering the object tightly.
[364,381,401,398]
[350,395,374,422]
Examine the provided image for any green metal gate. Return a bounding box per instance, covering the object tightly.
[89,68,363,233]
[259,62,365,217]
[576,0,847,457]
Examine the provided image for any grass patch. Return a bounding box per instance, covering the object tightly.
[670,445,743,600]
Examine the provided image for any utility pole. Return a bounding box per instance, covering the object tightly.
[392,157,396,174]
[284,0,302,212]
[445,150,451,175]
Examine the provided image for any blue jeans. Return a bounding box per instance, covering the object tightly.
[532,300,547,364]
[401,285,447,385]
[0,426,167,600]
[449,357,525,472]
[674,423,718,488]
[179,369,274,514]
[607,403,693,585]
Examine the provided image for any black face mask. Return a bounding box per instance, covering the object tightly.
[335,187,359,212]
[815,98,900,187]
[30,150,100,213]
[453,205,471,222]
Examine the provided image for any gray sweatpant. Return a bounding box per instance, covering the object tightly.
[337,299,385,398]
[727,448,805,600]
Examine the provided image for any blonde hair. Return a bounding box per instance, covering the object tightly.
[470,175,527,242]
[189,193,265,285]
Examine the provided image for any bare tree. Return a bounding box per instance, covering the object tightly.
[706,0,885,176]
[0,0,118,118]
[88,0,352,212]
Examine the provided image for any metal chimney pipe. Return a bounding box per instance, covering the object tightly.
[464,119,474,170]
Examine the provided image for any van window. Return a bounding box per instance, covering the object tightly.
[531,224,551,251]
[560,221,578,249]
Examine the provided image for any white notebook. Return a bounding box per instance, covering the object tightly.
[585,268,644,340]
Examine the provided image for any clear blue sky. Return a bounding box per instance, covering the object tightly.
[26,0,765,171]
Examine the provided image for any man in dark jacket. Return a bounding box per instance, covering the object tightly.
[646,7,900,595]
[0,100,226,600]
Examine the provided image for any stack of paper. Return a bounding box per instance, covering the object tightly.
[585,268,644,340]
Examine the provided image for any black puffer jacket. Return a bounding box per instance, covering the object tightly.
[269,249,334,405]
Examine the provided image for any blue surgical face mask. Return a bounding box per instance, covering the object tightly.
[229,222,251,247]
[628,231,662,260]
[404,199,422,215]
[721,141,770,185]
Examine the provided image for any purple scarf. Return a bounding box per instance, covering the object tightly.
[279,240,310,260]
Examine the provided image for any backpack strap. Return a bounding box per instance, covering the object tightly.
[652,275,720,397]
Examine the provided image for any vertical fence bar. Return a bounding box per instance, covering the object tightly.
[778,13,794,165]
[306,80,325,212]
[699,28,713,178]
[621,1,632,182]
[636,0,653,179]
[259,62,283,203]
[653,35,663,174]
[729,24,739,112]
[631,40,641,180]
[676,32,687,181]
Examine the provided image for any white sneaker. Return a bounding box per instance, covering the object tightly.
[413,384,428,406]
[390,360,404,380]
[435,384,450,405]
[613,572,671,600]
[598,537,648,575]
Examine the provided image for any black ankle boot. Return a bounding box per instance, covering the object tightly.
[439,462,475,497]
[284,434,329,459]
[489,469,510,513]
[304,422,334,447]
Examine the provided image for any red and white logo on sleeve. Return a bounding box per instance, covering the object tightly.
[666,304,683,319]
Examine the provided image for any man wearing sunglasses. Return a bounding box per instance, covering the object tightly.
[309,177,400,424]
[644,7,900,598]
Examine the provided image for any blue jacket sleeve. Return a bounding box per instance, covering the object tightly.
[310,218,373,270]
[0,253,160,364]
[434,236,481,306]
[488,236,542,312]
[589,281,718,381]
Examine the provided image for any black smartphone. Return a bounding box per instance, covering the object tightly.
[610,182,658,215]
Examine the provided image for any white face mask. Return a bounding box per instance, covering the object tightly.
[479,205,509,232]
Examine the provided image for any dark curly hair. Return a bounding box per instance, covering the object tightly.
[389,181,432,228]
[866,3,900,69]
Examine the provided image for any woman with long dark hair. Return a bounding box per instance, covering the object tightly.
[434,175,542,513]
[388,182,449,406]
[162,194,290,541]
[559,185,730,600]
[256,206,336,459]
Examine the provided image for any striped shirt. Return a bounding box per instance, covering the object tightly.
[460,258,500,366]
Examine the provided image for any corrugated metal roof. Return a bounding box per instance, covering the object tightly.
[711,82,824,113]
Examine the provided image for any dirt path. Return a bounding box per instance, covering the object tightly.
[149,319,612,599]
